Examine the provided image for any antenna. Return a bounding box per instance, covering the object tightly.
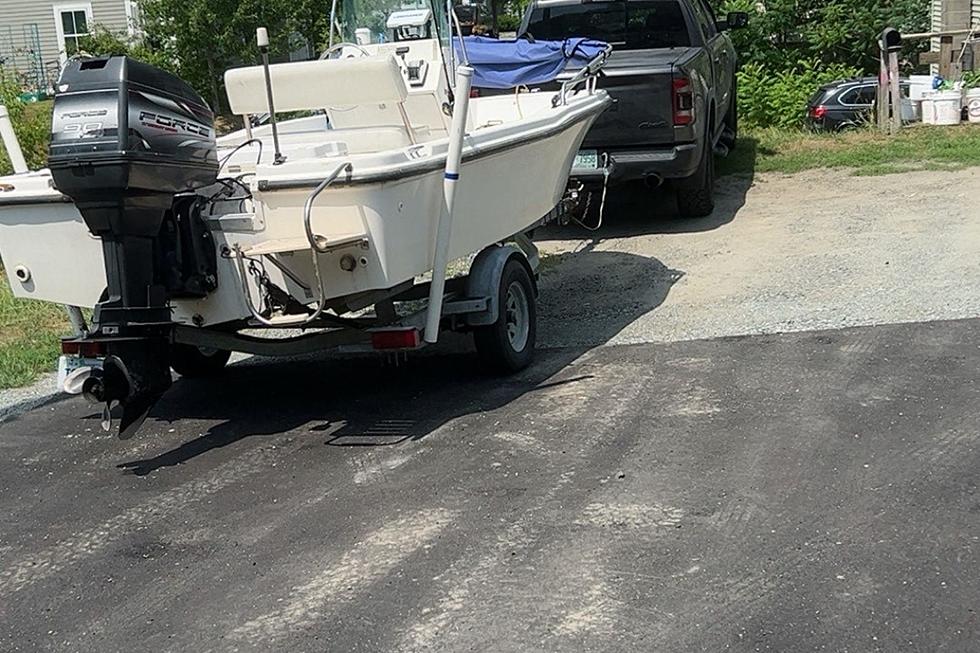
[257,27,286,165]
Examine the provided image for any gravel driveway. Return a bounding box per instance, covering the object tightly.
[536,167,980,346]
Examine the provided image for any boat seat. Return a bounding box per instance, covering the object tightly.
[225,56,428,150]
[225,56,409,115]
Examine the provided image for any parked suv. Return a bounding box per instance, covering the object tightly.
[807,77,911,132]
[519,0,747,217]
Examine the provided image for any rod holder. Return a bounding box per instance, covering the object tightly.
[424,65,474,344]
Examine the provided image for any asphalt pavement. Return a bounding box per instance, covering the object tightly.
[1,169,979,652]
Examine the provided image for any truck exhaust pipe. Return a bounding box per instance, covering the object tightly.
[643,173,663,189]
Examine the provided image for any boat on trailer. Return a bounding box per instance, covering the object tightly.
[0,0,610,438]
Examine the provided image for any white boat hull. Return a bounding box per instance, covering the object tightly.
[0,92,605,327]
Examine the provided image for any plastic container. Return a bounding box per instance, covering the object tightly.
[926,90,962,125]
[920,90,936,125]
[900,96,916,123]
[909,74,938,101]
[966,88,980,124]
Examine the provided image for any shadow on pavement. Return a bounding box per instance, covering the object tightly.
[116,249,683,475]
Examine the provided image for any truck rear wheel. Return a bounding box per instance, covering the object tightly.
[674,140,715,218]
[170,344,231,378]
[473,259,536,374]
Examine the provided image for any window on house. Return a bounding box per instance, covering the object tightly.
[60,10,90,55]
[54,3,93,60]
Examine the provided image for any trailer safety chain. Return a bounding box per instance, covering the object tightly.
[244,256,276,314]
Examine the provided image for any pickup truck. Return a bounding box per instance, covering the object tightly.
[519,0,747,217]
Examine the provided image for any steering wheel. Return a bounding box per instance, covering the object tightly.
[320,42,371,60]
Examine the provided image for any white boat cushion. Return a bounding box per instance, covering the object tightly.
[224,56,409,115]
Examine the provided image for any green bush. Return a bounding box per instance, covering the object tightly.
[0,77,52,175]
[496,13,522,33]
[737,60,863,129]
[963,70,980,89]
[77,26,173,71]
[712,0,928,74]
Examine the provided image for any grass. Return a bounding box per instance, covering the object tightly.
[718,123,980,177]
[0,100,53,175]
[0,268,71,390]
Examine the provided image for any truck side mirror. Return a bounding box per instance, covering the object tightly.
[722,12,749,30]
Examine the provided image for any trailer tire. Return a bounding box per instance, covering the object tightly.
[474,259,536,373]
[170,344,231,378]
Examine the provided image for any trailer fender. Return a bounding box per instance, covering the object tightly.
[465,244,538,327]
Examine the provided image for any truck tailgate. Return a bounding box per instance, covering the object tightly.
[577,49,694,150]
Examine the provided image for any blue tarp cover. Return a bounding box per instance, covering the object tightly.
[454,36,608,90]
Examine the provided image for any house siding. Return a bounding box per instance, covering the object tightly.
[0,0,131,91]
[930,0,980,74]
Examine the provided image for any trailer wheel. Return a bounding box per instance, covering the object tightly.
[170,344,231,378]
[474,259,536,373]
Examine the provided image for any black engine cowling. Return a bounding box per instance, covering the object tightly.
[49,55,219,438]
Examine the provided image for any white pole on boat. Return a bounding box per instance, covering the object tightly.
[424,65,474,344]
[0,105,28,174]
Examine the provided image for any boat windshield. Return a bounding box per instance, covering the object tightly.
[334,0,450,47]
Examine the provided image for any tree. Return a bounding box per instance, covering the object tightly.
[134,0,333,112]
[712,0,929,73]
[78,26,172,71]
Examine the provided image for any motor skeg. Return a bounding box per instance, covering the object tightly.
[48,55,218,438]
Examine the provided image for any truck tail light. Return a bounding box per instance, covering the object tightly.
[809,105,828,120]
[672,77,694,126]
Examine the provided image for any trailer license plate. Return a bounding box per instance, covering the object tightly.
[57,355,102,393]
[574,149,598,169]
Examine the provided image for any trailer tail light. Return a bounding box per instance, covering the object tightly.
[672,77,694,126]
[371,328,422,350]
[61,339,106,358]
[809,105,828,120]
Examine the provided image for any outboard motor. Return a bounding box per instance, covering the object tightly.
[49,56,218,438]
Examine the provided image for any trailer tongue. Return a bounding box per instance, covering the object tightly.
[48,57,218,438]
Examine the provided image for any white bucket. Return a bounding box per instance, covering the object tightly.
[909,75,938,101]
[929,90,962,125]
[966,88,980,124]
